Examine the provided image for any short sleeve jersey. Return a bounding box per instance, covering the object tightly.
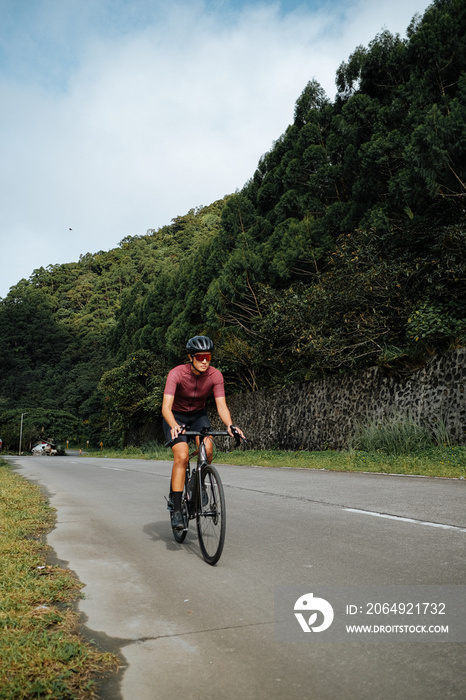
[164,364,225,413]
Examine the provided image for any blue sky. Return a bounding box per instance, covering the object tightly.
[0,0,432,298]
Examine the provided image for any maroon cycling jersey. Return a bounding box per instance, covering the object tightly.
[164,364,225,413]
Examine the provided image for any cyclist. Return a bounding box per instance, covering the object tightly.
[162,335,245,530]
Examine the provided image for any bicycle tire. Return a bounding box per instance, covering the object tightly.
[171,490,188,543]
[196,464,226,565]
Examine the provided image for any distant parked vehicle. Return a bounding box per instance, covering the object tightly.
[32,440,57,456]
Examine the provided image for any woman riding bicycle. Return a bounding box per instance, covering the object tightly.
[162,336,245,530]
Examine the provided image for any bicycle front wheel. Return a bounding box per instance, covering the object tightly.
[196,464,226,565]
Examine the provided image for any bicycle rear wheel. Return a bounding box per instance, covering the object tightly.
[196,464,226,565]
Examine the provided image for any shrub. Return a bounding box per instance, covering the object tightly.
[352,413,436,455]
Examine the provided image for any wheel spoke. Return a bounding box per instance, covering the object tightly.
[196,465,226,565]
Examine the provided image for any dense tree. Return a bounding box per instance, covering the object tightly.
[0,0,464,446]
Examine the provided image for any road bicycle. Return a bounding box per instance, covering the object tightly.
[167,427,241,565]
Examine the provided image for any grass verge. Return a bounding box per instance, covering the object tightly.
[79,443,466,478]
[216,445,466,478]
[0,460,119,699]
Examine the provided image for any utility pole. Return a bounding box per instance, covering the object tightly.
[19,412,29,455]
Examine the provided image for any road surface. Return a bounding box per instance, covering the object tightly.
[7,454,465,700]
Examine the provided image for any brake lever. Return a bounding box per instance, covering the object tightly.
[230,425,245,447]
[165,423,187,446]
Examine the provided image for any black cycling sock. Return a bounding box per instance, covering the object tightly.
[172,491,182,511]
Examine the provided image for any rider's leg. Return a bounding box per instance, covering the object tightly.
[205,436,214,463]
[171,442,189,498]
[171,442,189,529]
[195,435,214,463]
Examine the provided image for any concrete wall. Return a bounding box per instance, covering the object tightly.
[214,349,466,450]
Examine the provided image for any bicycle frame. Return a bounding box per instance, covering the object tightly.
[168,428,234,564]
[184,430,227,515]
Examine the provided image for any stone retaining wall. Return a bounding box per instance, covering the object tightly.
[213,349,466,450]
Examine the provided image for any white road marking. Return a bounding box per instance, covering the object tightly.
[99,466,126,471]
[345,508,466,533]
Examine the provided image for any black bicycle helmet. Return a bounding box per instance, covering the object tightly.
[186,335,214,354]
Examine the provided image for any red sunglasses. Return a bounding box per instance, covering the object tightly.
[194,353,212,362]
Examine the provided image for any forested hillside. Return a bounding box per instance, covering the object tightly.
[1,0,465,449]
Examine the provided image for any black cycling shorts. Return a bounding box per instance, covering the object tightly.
[163,409,211,445]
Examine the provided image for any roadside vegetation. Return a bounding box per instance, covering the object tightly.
[82,433,466,479]
[76,413,466,478]
[0,460,119,700]
[216,446,466,479]
[0,0,465,451]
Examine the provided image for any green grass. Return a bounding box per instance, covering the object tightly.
[0,460,119,699]
[87,442,172,461]
[77,442,466,479]
[215,446,466,478]
[351,412,456,455]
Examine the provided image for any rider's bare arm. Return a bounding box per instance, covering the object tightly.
[214,397,246,440]
[162,393,185,440]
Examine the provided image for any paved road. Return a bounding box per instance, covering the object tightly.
[7,455,466,700]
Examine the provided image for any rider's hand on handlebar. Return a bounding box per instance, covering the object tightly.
[228,425,246,444]
[170,423,186,440]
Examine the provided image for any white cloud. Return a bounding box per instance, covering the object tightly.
[0,0,431,297]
